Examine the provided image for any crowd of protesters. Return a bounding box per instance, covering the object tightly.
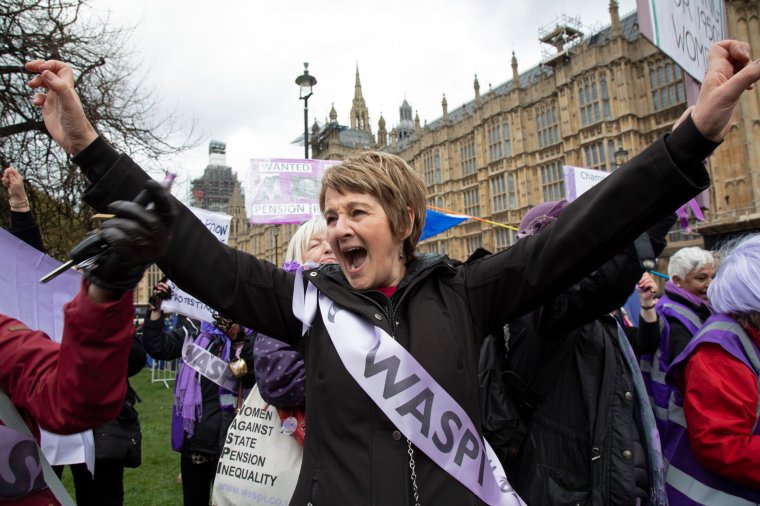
[0,39,759,506]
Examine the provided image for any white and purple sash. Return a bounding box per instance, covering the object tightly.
[181,336,238,392]
[293,270,525,506]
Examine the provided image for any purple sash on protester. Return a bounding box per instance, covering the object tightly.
[662,313,760,505]
[639,292,706,435]
[171,322,234,452]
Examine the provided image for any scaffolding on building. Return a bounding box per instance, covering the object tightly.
[539,14,585,66]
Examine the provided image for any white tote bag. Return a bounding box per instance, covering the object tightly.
[212,385,303,505]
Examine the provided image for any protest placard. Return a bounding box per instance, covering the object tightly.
[246,158,340,224]
[637,0,726,82]
[563,165,610,202]
[161,207,232,322]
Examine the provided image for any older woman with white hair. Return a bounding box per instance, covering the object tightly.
[640,246,714,434]
[254,215,335,410]
[663,234,760,505]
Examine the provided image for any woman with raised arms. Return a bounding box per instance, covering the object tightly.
[25,40,760,505]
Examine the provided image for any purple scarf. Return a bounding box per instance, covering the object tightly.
[664,280,713,313]
[174,321,232,438]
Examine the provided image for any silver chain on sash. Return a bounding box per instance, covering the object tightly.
[407,439,421,506]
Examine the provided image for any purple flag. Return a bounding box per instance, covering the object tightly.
[0,228,80,341]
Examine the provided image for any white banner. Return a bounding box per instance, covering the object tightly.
[161,206,232,322]
[563,165,610,202]
[637,0,727,82]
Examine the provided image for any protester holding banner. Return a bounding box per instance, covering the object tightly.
[0,180,174,505]
[639,246,714,436]
[663,234,760,504]
[26,40,760,505]
[5,165,148,506]
[142,291,255,506]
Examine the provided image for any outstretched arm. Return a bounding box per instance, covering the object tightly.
[464,41,760,330]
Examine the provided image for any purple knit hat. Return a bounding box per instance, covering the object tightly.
[517,200,568,239]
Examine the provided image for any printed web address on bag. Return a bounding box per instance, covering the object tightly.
[211,386,302,506]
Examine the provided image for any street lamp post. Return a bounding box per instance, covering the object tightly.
[272,225,280,266]
[614,143,629,170]
[295,62,317,159]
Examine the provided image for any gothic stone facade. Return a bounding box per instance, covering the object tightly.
[312,1,760,262]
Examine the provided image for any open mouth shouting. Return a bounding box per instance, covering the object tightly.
[343,246,368,273]
[323,187,409,290]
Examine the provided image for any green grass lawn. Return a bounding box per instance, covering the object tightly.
[59,368,184,505]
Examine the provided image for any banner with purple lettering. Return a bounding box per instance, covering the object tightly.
[245,158,340,224]
[563,165,610,202]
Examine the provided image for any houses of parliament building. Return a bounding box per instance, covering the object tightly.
[136,0,760,306]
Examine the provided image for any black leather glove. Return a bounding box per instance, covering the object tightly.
[86,180,176,292]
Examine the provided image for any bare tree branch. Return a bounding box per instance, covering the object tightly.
[0,0,199,259]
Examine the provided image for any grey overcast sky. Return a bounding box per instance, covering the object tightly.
[85,0,638,203]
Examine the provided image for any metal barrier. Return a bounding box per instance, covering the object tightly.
[150,358,179,389]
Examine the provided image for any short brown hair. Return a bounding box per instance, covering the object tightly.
[319,151,426,261]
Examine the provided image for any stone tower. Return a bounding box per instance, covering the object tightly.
[350,65,371,132]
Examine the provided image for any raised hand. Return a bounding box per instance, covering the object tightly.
[25,60,98,155]
[2,167,30,212]
[691,41,760,142]
[636,272,658,309]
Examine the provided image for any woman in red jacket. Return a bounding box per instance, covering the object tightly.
[664,234,760,505]
[0,180,174,504]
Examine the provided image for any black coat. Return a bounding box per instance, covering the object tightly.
[503,298,660,505]
[484,217,666,505]
[76,119,711,505]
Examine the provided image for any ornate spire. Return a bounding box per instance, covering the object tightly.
[329,103,338,123]
[350,64,371,132]
[442,94,449,124]
[377,114,387,147]
[511,51,519,85]
[474,74,481,108]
